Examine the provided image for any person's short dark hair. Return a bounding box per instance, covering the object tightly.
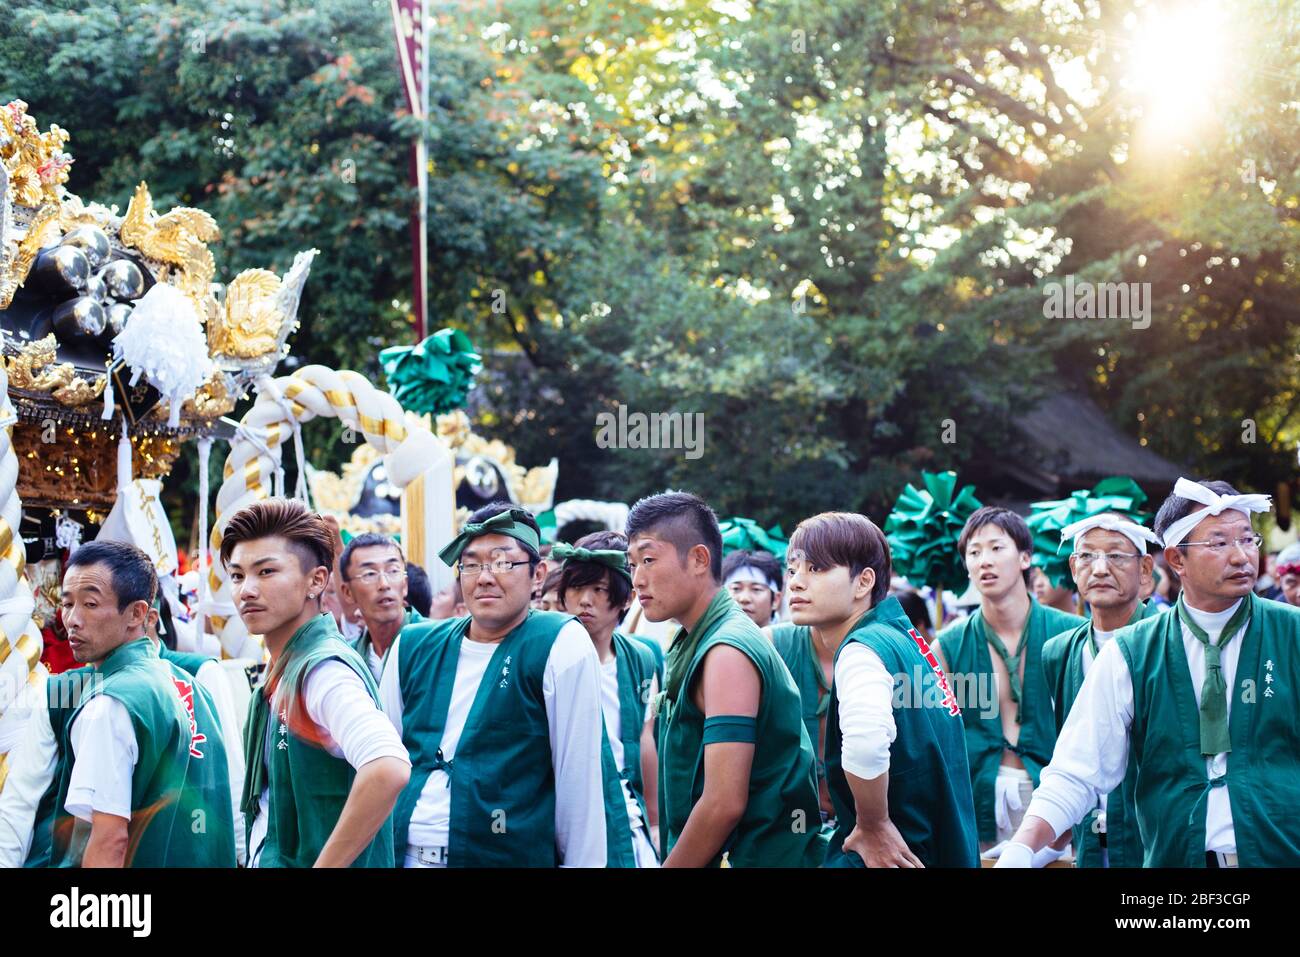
[788,512,891,606]
[558,530,633,611]
[338,532,405,581]
[625,491,723,583]
[892,588,931,634]
[542,566,564,600]
[957,505,1034,588]
[466,501,541,570]
[722,549,784,592]
[405,562,432,617]
[1154,480,1241,549]
[66,540,158,612]
[219,498,335,573]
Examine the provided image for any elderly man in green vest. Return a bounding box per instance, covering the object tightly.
[936,506,1084,853]
[379,502,607,867]
[627,491,822,867]
[223,499,411,868]
[990,511,1161,868]
[35,540,236,867]
[786,511,978,867]
[999,478,1300,867]
[338,532,425,682]
[552,530,662,867]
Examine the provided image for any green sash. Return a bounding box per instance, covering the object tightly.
[1117,595,1300,866]
[937,600,1084,842]
[1041,600,1161,868]
[656,589,822,867]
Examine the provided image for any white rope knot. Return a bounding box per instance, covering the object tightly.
[255,375,312,506]
[1060,512,1160,556]
[1161,477,1273,548]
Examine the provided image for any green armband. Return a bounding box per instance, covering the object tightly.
[702,714,757,745]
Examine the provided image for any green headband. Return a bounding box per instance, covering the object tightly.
[438,508,541,567]
[550,542,634,586]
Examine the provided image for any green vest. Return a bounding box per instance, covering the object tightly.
[657,589,823,867]
[937,600,1084,842]
[24,667,96,868]
[1041,601,1161,868]
[600,632,659,867]
[352,607,426,679]
[242,614,394,868]
[824,597,979,867]
[50,639,236,867]
[630,632,666,690]
[770,623,828,791]
[393,609,570,866]
[1116,594,1300,867]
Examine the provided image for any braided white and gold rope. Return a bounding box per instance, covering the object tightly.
[0,357,46,793]
[208,364,447,660]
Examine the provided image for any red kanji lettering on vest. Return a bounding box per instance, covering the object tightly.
[172,677,208,758]
[906,627,961,717]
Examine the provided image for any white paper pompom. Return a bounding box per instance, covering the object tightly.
[113,282,214,426]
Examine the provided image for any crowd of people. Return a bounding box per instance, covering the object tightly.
[2,475,1298,868]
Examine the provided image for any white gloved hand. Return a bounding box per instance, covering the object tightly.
[994,773,1025,832]
[1033,842,1072,867]
[991,841,1035,868]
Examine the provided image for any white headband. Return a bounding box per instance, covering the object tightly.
[725,565,780,593]
[1060,512,1160,556]
[1160,477,1272,548]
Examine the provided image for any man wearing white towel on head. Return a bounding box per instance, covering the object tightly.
[998,478,1300,867]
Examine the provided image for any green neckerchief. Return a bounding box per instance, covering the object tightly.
[1087,600,1149,658]
[805,628,832,717]
[1175,593,1252,758]
[437,508,541,566]
[975,607,1034,724]
[241,614,338,819]
[663,588,735,706]
[550,542,634,586]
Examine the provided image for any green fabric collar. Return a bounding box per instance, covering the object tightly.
[975,603,1035,724]
[1175,593,1252,757]
[98,636,158,677]
[438,508,540,567]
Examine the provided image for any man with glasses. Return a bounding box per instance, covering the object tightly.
[378,502,607,867]
[339,533,425,682]
[999,478,1300,867]
[997,511,1159,868]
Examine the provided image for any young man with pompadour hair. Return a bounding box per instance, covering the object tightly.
[379,502,607,867]
[222,498,410,868]
[787,511,978,867]
[627,490,822,867]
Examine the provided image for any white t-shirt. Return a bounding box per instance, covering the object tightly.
[247,659,411,868]
[380,620,607,867]
[1028,598,1246,854]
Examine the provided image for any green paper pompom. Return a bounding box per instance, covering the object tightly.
[883,470,983,593]
[719,517,788,562]
[1026,477,1150,589]
[379,327,483,417]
